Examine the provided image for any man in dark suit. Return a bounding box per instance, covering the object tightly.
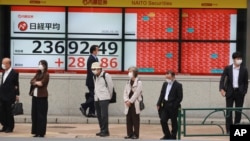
[80,45,99,117]
[157,70,183,140]
[219,52,248,134]
[0,58,20,133]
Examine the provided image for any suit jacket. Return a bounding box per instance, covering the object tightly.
[157,80,183,109]
[30,71,49,97]
[86,54,98,87]
[219,64,248,97]
[0,69,20,102]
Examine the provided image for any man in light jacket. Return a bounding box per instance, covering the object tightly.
[91,62,114,137]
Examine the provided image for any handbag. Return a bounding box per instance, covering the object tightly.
[110,88,117,103]
[12,101,24,116]
[139,95,145,111]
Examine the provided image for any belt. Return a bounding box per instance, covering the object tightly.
[233,88,239,91]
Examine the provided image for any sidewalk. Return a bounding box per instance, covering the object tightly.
[0,123,229,140]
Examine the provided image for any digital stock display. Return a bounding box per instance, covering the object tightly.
[11,6,66,70]
[10,6,237,74]
[67,8,122,71]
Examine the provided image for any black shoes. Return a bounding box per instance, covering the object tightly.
[124,135,132,139]
[131,135,139,139]
[96,132,110,137]
[80,107,97,118]
[96,132,101,136]
[160,136,168,140]
[160,135,176,140]
[4,129,13,133]
[99,132,110,137]
[0,128,13,133]
[87,114,97,118]
[125,134,138,139]
[33,134,44,137]
[79,107,87,117]
[0,127,7,132]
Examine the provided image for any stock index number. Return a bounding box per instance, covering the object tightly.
[32,40,118,55]
[32,40,64,54]
[68,41,118,55]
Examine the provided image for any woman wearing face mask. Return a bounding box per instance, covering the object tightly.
[123,66,143,139]
[30,60,49,138]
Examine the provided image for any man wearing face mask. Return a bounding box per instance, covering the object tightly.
[156,70,183,140]
[91,62,114,137]
[219,51,248,134]
[0,58,20,133]
[80,45,99,118]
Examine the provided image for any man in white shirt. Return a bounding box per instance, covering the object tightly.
[157,70,183,140]
[0,58,20,133]
[219,52,249,134]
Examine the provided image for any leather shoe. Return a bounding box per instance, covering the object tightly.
[160,136,168,140]
[37,135,44,137]
[131,135,138,139]
[124,135,133,139]
[79,107,87,117]
[0,127,6,132]
[96,132,101,136]
[87,114,97,118]
[33,134,44,137]
[99,132,110,137]
[5,129,13,133]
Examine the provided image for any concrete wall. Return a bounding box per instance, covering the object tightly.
[15,73,250,120]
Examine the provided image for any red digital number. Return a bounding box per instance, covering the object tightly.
[68,57,86,68]
[77,57,85,67]
[100,58,118,68]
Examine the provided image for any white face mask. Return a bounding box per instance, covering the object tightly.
[38,64,44,71]
[128,72,133,78]
[166,79,172,83]
[235,59,242,65]
[92,70,98,75]
[1,64,6,70]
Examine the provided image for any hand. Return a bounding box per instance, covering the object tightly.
[125,101,131,107]
[16,96,19,102]
[35,81,42,86]
[31,80,36,85]
[220,89,226,97]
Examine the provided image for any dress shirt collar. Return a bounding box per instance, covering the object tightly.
[4,67,12,74]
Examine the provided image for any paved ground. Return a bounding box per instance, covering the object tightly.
[0,123,229,141]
